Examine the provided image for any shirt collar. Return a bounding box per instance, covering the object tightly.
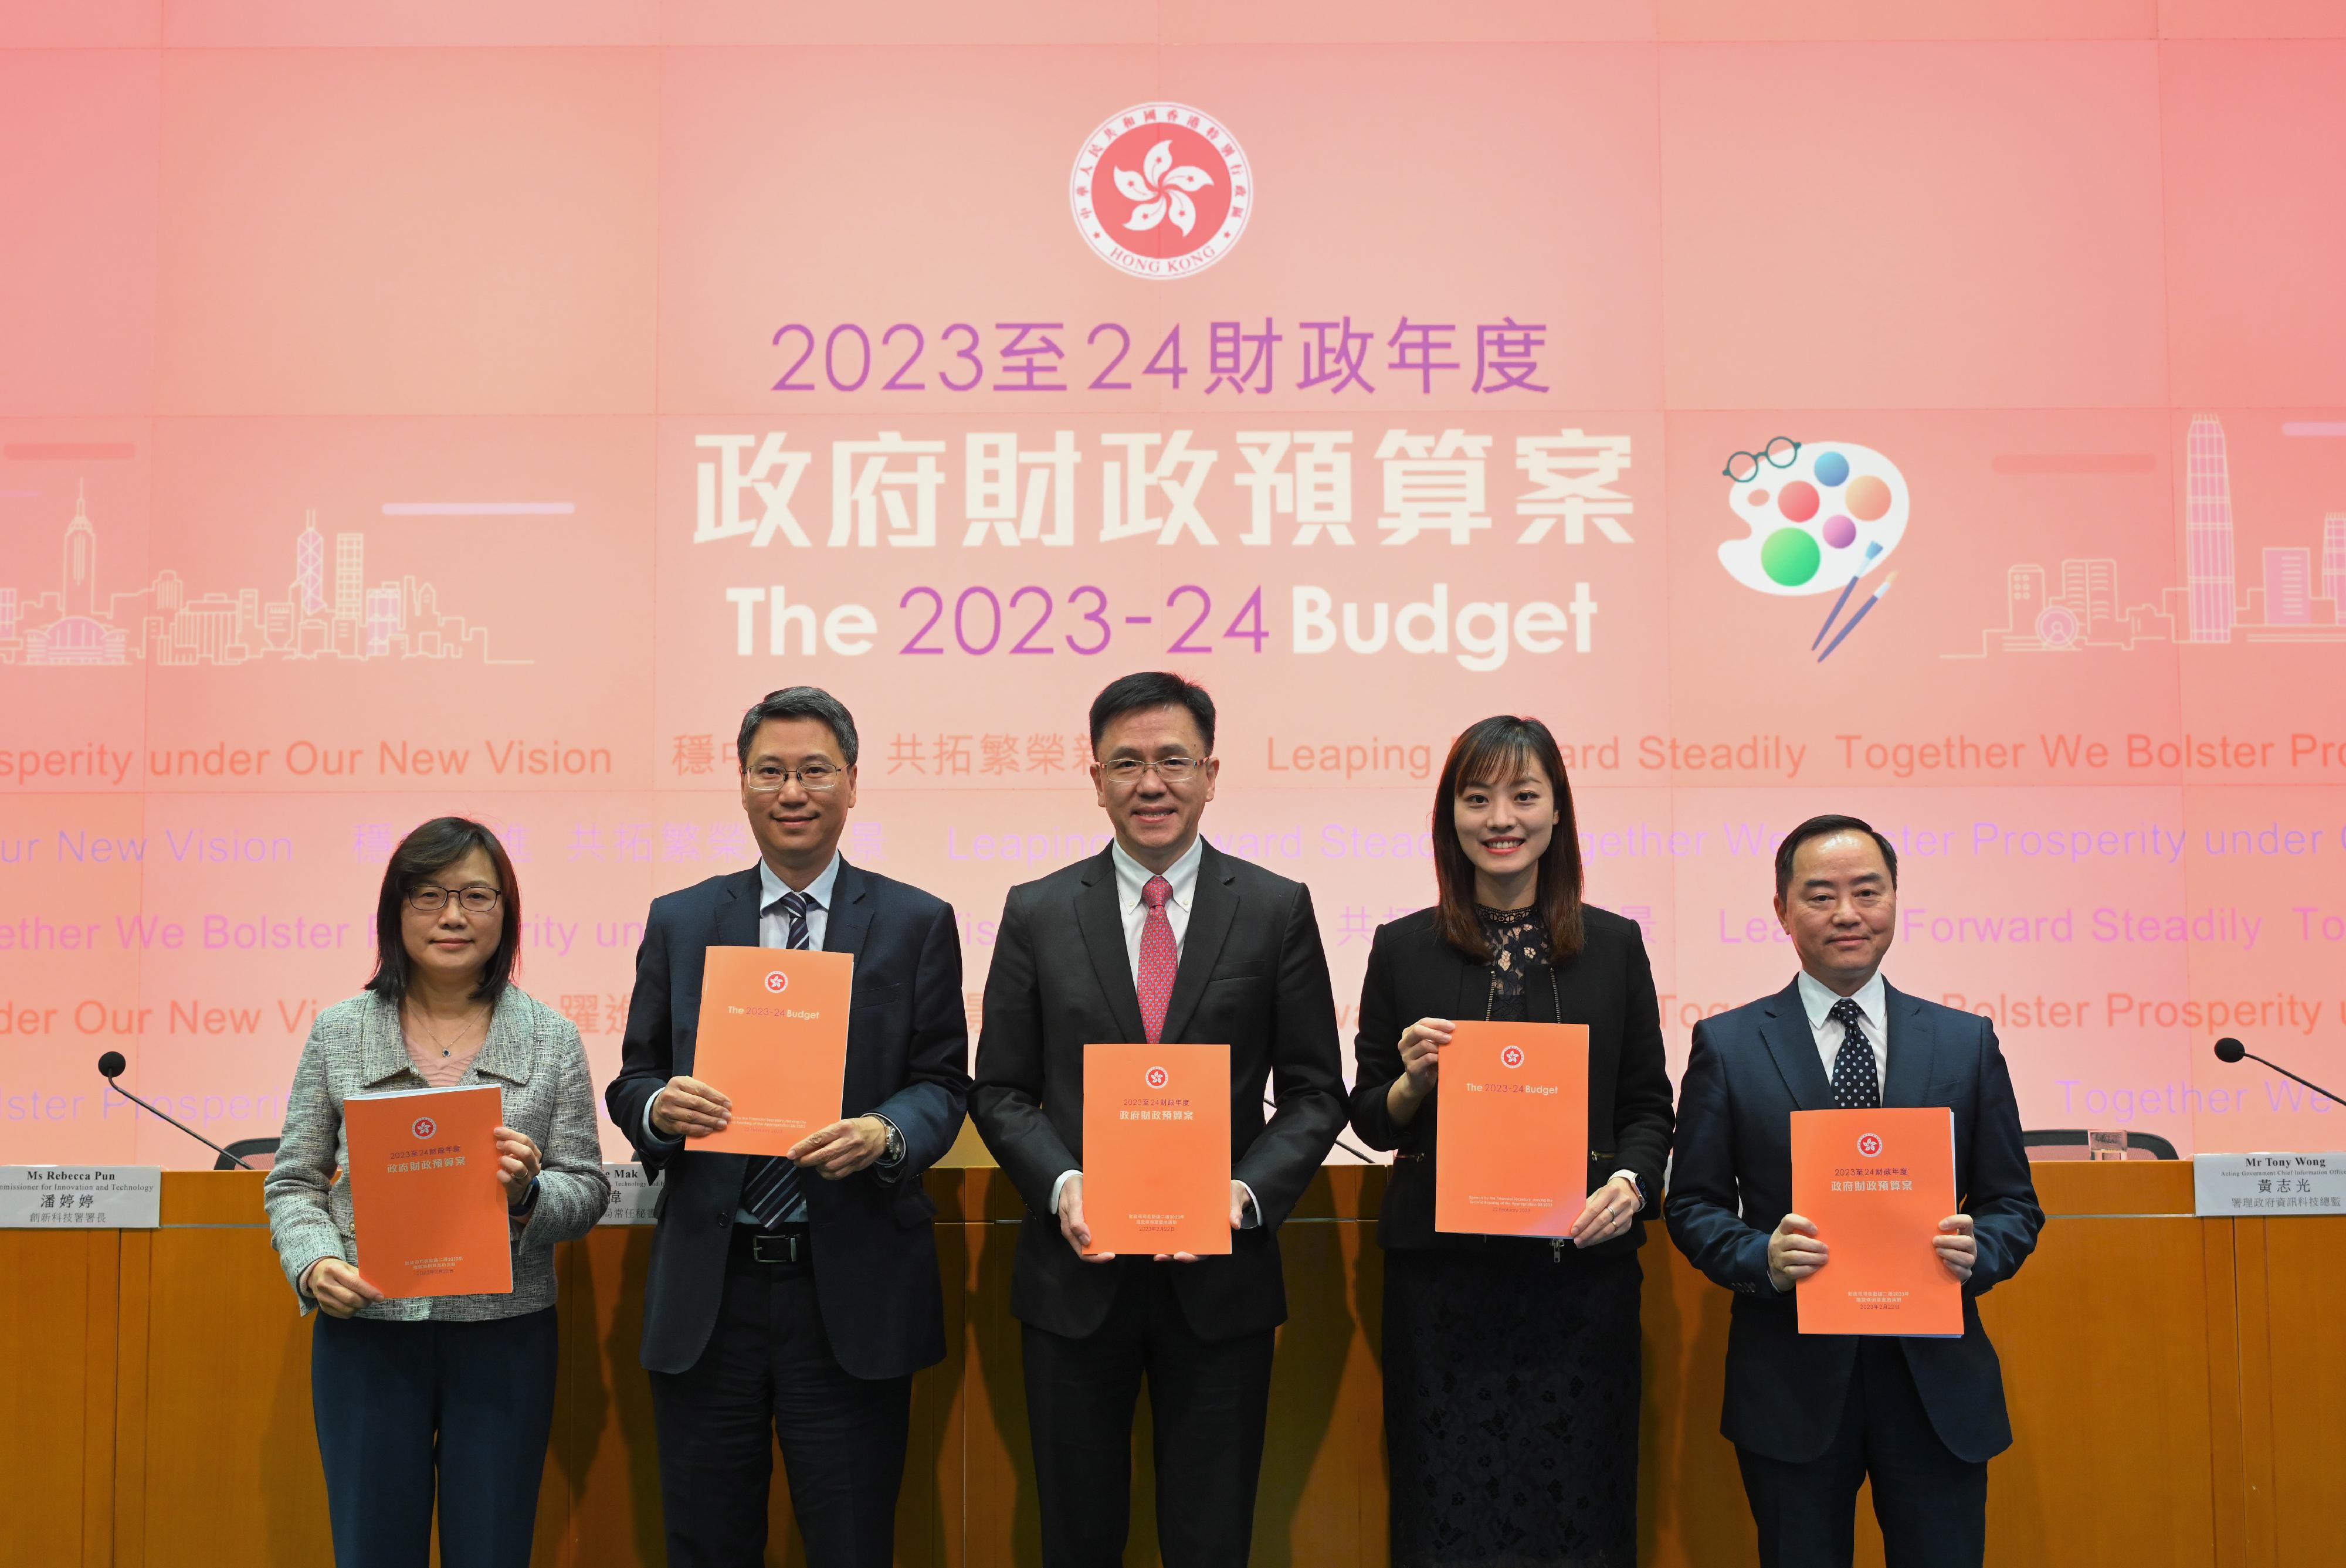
[1110,835,1204,910]
[1797,968,1887,1033]
[760,850,843,913]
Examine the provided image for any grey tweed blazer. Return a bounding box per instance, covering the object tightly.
[264,986,611,1320]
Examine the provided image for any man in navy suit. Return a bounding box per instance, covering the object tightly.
[1667,814,2044,1568]
[606,686,969,1568]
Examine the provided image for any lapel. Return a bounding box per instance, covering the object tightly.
[683,868,764,1070]
[1076,850,1150,1043]
[1160,842,1238,1044]
[716,864,761,949]
[357,992,413,1089]
[1879,982,1937,1109]
[825,857,876,961]
[1452,933,1491,1023]
[469,987,535,1087]
[1759,979,1836,1112]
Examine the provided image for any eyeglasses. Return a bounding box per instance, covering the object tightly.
[1723,437,1801,483]
[1099,756,1205,785]
[743,763,843,793]
[408,884,503,915]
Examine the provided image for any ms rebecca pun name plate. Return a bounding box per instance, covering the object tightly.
[0,1166,162,1228]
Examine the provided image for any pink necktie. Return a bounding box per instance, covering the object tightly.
[1137,875,1176,1044]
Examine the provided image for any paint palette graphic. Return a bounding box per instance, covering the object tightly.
[1717,440,1908,597]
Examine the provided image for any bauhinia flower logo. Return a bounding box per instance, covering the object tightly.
[1114,140,1213,237]
[1071,103,1252,279]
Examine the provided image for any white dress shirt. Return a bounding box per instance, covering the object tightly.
[758,851,840,953]
[1795,968,1890,1088]
[1054,836,1259,1230]
[1112,834,1202,970]
[646,855,890,1223]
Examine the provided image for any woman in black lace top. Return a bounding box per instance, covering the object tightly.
[1348,716,1676,1568]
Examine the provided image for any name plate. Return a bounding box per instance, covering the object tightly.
[2193,1152,2346,1217]
[597,1163,664,1226]
[0,1166,163,1228]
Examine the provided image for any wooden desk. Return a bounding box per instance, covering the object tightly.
[8,1164,2336,1567]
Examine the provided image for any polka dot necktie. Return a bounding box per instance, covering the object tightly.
[1137,875,1177,1045]
[740,890,814,1230]
[1828,996,1880,1110]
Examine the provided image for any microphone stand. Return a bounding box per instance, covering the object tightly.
[2224,1050,2344,1108]
[101,1070,256,1169]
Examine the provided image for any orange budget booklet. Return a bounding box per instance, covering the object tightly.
[692,946,853,1156]
[1791,1107,1961,1336]
[343,1083,513,1300]
[1082,1042,1232,1257]
[1435,1021,1591,1238]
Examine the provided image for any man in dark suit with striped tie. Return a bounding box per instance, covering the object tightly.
[606,685,970,1568]
[1666,814,2044,1568]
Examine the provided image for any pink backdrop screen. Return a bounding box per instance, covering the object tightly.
[5,2,2345,1165]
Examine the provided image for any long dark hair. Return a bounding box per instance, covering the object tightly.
[364,817,521,1004]
[1430,716,1586,963]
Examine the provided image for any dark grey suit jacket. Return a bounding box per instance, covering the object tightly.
[969,843,1346,1341]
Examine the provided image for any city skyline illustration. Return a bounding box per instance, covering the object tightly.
[1951,415,2346,657]
[0,485,524,666]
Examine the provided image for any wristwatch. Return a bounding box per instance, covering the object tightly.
[878,1117,906,1167]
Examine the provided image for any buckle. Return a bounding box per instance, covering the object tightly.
[750,1230,804,1265]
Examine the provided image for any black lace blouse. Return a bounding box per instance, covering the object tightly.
[1476,903,1558,1021]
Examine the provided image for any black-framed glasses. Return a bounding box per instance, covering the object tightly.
[1099,756,1205,785]
[1723,437,1801,483]
[408,884,503,915]
[743,762,843,793]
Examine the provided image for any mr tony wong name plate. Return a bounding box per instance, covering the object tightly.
[2193,1152,2346,1217]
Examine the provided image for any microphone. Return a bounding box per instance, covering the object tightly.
[97,1051,257,1170]
[2210,1037,2343,1107]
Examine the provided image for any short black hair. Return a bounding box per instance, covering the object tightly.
[1087,672,1215,758]
[1774,813,1900,901]
[364,817,521,1004]
[736,685,859,768]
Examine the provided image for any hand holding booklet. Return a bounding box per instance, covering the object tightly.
[690,947,853,1156]
[1789,1107,1962,1336]
[1082,1042,1231,1256]
[343,1082,513,1300]
[1434,1021,1591,1238]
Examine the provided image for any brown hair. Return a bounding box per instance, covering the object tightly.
[1430,716,1586,963]
[364,817,521,1004]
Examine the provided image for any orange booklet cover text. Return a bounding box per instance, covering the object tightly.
[344,1084,513,1301]
[1435,1021,1591,1238]
[1082,1042,1231,1257]
[1791,1107,1961,1336]
[693,946,853,1156]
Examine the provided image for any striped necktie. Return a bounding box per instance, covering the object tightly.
[740,889,814,1230]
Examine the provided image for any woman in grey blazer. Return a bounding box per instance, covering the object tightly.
[264,816,609,1568]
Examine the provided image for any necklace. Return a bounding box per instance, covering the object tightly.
[406,1003,485,1058]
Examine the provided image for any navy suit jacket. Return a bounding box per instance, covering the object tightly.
[605,859,970,1380]
[1664,979,2045,1464]
[969,843,1347,1342]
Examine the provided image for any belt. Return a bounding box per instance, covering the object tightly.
[728,1223,812,1268]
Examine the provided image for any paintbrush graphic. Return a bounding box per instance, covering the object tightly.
[1816,571,1895,662]
[1811,541,1885,650]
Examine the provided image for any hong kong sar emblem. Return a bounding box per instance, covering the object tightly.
[1071,103,1252,279]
